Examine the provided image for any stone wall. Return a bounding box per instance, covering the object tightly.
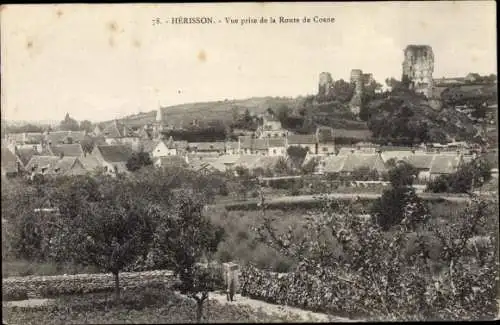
[2,270,175,300]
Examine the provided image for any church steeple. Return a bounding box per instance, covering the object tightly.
[153,106,164,140]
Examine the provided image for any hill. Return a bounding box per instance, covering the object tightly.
[363,88,481,145]
[103,97,302,128]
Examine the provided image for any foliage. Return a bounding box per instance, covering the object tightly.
[351,166,380,181]
[426,158,492,193]
[363,87,478,145]
[301,158,319,174]
[387,161,418,187]
[286,146,309,169]
[48,176,156,299]
[4,123,47,134]
[254,193,498,321]
[79,120,94,133]
[3,286,302,324]
[80,136,95,154]
[371,186,430,231]
[59,113,80,131]
[230,108,260,131]
[126,151,153,172]
[147,189,226,322]
[316,79,355,103]
[371,162,428,230]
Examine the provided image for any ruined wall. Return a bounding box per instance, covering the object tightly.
[402,45,434,97]
[318,72,334,98]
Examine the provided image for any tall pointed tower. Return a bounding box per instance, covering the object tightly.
[153,106,164,139]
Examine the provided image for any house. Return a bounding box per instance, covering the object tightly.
[15,147,39,169]
[151,139,177,157]
[50,157,87,176]
[380,148,416,164]
[316,127,336,155]
[287,134,317,154]
[137,139,159,155]
[1,147,21,177]
[322,154,348,175]
[238,137,268,155]
[26,155,86,176]
[225,141,239,155]
[136,126,153,140]
[45,131,86,145]
[257,113,287,138]
[207,155,241,172]
[25,156,61,175]
[233,155,262,170]
[337,147,357,156]
[428,154,463,180]
[335,153,388,176]
[101,121,140,146]
[267,138,286,156]
[9,132,45,152]
[79,154,103,173]
[188,142,226,155]
[47,144,85,157]
[91,144,135,176]
[153,156,189,169]
[173,140,189,154]
[403,154,436,181]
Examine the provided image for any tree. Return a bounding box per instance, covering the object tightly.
[254,188,498,320]
[371,162,428,230]
[79,120,93,133]
[286,146,309,170]
[59,113,80,131]
[80,136,95,154]
[426,158,492,194]
[148,189,225,323]
[301,157,319,175]
[331,79,355,103]
[387,161,418,187]
[49,176,156,300]
[126,152,153,172]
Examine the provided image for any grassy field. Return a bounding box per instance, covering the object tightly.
[2,285,302,324]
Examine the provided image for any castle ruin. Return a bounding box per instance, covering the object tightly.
[402,45,434,97]
[349,69,373,115]
[318,72,334,98]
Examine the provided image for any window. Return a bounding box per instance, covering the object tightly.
[305,146,310,151]
[273,149,277,154]
[104,166,108,172]
[323,147,328,152]
[114,165,118,173]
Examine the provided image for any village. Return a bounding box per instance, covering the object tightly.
[1,106,498,189]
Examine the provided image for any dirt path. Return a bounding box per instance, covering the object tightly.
[205,291,356,322]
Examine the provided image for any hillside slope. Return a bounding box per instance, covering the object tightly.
[104,97,301,127]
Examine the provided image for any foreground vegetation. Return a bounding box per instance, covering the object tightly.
[2,164,498,321]
[3,285,302,324]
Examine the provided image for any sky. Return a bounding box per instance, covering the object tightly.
[1,2,497,122]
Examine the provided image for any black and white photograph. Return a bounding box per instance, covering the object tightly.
[1,2,498,323]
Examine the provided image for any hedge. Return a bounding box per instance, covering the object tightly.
[240,264,367,319]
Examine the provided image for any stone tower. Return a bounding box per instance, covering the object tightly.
[318,72,334,98]
[402,45,434,97]
[349,69,364,115]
